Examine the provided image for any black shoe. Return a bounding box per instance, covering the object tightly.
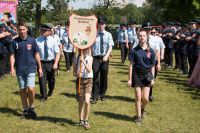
[183,71,188,75]
[91,98,97,104]
[133,116,142,126]
[149,96,154,102]
[100,97,105,101]
[167,65,172,69]
[28,107,37,120]
[90,98,93,102]
[40,97,47,102]
[23,109,28,118]
[47,91,53,97]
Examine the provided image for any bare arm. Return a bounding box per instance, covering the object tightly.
[81,56,93,73]
[156,50,161,70]
[151,66,155,85]
[10,54,15,76]
[12,35,19,40]
[160,48,165,60]
[35,52,43,77]
[125,36,129,48]
[53,53,60,69]
[127,61,133,87]
[0,32,6,38]
[0,32,11,39]
[151,66,155,78]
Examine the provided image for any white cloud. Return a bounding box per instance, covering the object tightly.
[131,0,146,7]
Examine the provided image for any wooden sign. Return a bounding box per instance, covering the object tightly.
[69,13,98,49]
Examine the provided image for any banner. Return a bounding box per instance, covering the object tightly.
[69,13,98,49]
[0,0,18,23]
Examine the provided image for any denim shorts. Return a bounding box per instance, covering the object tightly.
[17,73,36,89]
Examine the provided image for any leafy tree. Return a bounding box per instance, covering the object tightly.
[46,0,70,25]
[146,0,200,23]
[18,0,44,35]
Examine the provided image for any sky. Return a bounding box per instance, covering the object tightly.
[68,0,146,9]
[42,0,146,9]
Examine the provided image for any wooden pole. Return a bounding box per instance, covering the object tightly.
[78,49,83,96]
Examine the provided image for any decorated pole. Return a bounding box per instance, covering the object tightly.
[68,13,98,96]
[78,49,83,95]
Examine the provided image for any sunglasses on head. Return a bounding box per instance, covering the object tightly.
[41,28,51,31]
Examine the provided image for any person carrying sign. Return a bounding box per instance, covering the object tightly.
[68,13,98,129]
[73,48,93,129]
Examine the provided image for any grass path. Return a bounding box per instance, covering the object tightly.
[0,49,200,133]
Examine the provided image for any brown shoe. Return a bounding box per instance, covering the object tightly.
[79,120,84,126]
[141,108,146,119]
[133,116,142,126]
[84,120,90,130]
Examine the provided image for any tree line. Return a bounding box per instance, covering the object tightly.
[17,0,199,28]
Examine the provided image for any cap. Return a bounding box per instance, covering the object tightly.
[174,22,181,26]
[128,19,136,25]
[196,19,200,24]
[181,24,190,28]
[120,23,126,27]
[166,22,174,26]
[98,16,106,24]
[190,19,200,24]
[141,22,151,30]
[41,24,52,30]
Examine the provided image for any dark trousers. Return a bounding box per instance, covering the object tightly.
[39,61,55,98]
[63,51,74,70]
[165,48,173,66]
[128,42,133,53]
[128,42,133,60]
[149,61,158,97]
[0,53,9,77]
[176,51,182,70]
[119,43,128,63]
[174,48,181,69]
[180,53,188,74]
[188,53,195,76]
[92,57,109,99]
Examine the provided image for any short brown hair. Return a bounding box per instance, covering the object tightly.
[17,22,28,28]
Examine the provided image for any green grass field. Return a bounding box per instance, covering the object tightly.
[1,49,200,133]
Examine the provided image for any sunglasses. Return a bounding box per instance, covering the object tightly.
[41,29,51,31]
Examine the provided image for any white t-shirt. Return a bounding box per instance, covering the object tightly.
[155,36,165,49]
[149,35,160,52]
[77,55,93,78]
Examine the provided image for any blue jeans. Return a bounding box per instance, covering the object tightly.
[17,73,36,89]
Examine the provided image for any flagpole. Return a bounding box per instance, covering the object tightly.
[78,49,83,96]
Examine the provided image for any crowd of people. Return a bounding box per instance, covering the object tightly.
[0,15,200,128]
